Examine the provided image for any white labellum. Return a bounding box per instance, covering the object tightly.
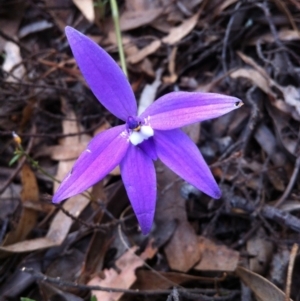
[129,125,154,145]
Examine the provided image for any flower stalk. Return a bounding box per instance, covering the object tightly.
[109,0,127,77]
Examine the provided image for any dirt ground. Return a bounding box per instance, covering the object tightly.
[1,0,300,300]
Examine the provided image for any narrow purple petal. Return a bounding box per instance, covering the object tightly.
[53,125,129,203]
[138,138,158,160]
[154,129,221,198]
[140,92,243,130]
[120,145,156,234]
[65,26,137,121]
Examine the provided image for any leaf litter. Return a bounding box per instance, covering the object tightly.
[1,0,300,300]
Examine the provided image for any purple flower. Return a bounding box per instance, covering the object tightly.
[53,26,243,234]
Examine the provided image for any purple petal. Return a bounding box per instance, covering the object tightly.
[53,125,129,203]
[154,129,221,198]
[140,92,243,130]
[120,145,156,234]
[138,138,158,160]
[65,26,137,121]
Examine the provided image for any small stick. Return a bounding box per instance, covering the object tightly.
[285,244,298,301]
[274,157,300,208]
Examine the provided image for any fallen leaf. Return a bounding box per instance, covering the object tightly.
[280,85,300,118]
[162,12,199,45]
[230,68,273,96]
[72,0,95,22]
[127,39,161,64]
[88,243,157,301]
[163,46,178,84]
[120,9,163,31]
[156,143,201,271]
[2,164,39,246]
[236,266,293,301]
[138,68,162,115]
[194,236,240,272]
[19,20,54,38]
[249,29,300,45]
[3,41,26,82]
[216,0,238,15]
[246,229,273,274]
[164,221,201,272]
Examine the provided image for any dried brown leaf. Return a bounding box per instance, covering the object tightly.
[246,229,273,274]
[249,29,300,45]
[164,221,201,272]
[194,236,240,272]
[163,46,178,84]
[162,12,200,45]
[216,0,238,15]
[230,68,273,96]
[127,39,161,64]
[236,266,293,301]
[88,244,157,301]
[2,164,39,246]
[120,9,163,31]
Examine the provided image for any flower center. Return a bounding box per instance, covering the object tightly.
[127,116,141,131]
[126,116,154,145]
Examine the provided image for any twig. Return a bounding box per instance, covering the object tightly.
[274,157,300,208]
[21,267,238,299]
[223,185,300,233]
[285,243,298,301]
[221,1,242,82]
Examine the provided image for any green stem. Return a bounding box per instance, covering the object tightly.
[110,0,128,77]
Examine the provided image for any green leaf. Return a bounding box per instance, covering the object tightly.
[9,154,21,166]
[20,298,36,301]
[90,296,98,301]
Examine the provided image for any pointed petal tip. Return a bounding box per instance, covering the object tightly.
[141,92,244,130]
[136,211,155,235]
[65,26,77,37]
[234,99,244,108]
[210,187,221,199]
[64,26,137,121]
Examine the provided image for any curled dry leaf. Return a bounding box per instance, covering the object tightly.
[162,12,200,45]
[127,39,161,64]
[236,266,293,301]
